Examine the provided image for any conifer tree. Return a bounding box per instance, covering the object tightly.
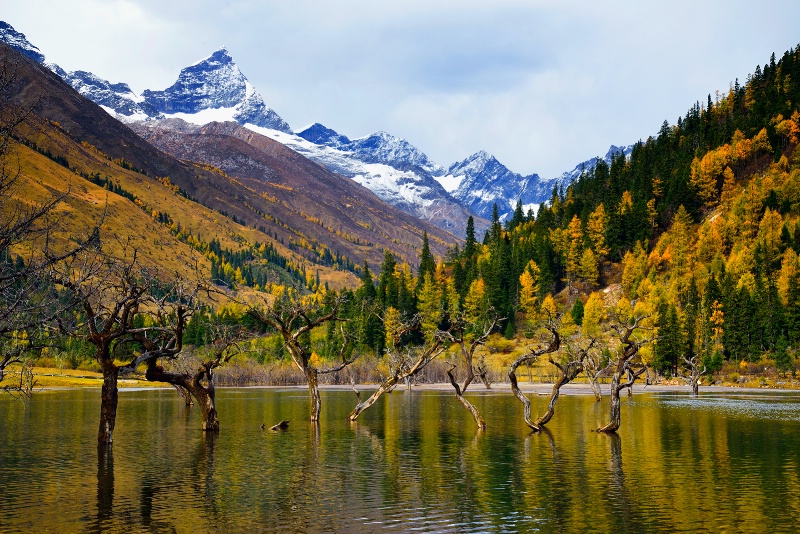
[417,231,436,292]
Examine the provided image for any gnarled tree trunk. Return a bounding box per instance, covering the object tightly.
[508,325,560,431]
[597,317,650,434]
[174,385,193,406]
[248,297,353,423]
[598,370,624,433]
[585,364,603,401]
[145,361,220,431]
[349,376,399,420]
[306,366,321,422]
[98,356,119,445]
[447,365,485,430]
[349,340,445,421]
[683,355,707,396]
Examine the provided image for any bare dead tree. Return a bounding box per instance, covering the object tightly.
[248,292,355,422]
[0,356,36,400]
[681,354,707,396]
[0,56,102,385]
[439,312,499,430]
[532,337,596,430]
[583,347,611,401]
[60,247,187,444]
[141,321,247,432]
[597,316,652,434]
[508,320,561,431]
[119,278,234,430]
[72,253,149,445]
[349,314,447,421]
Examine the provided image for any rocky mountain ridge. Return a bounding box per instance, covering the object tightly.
[0,21,632,229]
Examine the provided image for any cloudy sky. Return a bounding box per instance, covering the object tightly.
[4,0,800,178]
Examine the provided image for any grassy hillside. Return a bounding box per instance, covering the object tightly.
[11,115,357,291]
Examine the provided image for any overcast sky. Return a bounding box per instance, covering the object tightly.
[5,0,800,178]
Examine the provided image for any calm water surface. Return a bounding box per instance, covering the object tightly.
[1,387,799,533]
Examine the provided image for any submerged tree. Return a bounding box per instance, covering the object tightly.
[248,292,355,422]
[533,337,596,430]
[349,313,447,421]
[140,321,245,431]
[583,347,611,401]
[440,312,499,430]
[62,250,170,445]
[681,353,707,396]
[508,320,561,431]
[597,316,652,433]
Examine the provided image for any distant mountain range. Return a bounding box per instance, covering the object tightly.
[0,21,632,231]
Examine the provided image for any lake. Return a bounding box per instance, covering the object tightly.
[1,387,799,533]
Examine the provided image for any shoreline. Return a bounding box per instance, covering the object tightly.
[88,382,799,395]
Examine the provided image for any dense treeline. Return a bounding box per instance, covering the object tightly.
[331,44,800,379]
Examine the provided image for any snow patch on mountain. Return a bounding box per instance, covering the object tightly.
[0,22,45,63]
[443,151,542,221]
[298,125,445,176]
[248,125,444,211]
[142,48,291,133]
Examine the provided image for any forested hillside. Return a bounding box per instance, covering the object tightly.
[340,44,800,379]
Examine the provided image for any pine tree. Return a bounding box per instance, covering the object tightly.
[417,231,436,292]
[464,216,477,259]
[358,260,376,301]
[378,250,398,308]
[571,299,584,326]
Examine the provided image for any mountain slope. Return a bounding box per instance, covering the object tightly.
[0,20,630,233]
[0,42,455,282]
[272,124,482,232]
[130,118,459,267]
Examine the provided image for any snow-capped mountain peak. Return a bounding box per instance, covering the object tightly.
[0,21,293,133]
[297,123,351,147]
[440,151,541,220]
[138,47,291,132]
[0,21,45,63]
[0,20,635,232]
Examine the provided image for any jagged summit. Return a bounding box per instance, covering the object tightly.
[442,152,541,220]
[139,47,291,132]
[0,21,45,63]
[0,23,292,132]
[297,123,351,147]
[0,19,634,231]
[189,46,230,67]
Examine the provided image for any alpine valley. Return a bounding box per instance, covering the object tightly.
[0,21,631,232]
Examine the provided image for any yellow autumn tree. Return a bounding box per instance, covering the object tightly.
[758,207,784,264]
[777,248,800,304]
[690,156,719,207]
[518,260,540,319]
[621,241,648,297]
[384,306,401,350]
[582,292,605,338]
[579,248,599,286]
[587,203,610,258]
[463,278,489,327]
[619,191,634,215]
[417,272,442,343]
[540,294,557,320]
[564,215,584,288]
[720,167,737,206]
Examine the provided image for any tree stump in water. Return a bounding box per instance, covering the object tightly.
[270,420,290,431]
